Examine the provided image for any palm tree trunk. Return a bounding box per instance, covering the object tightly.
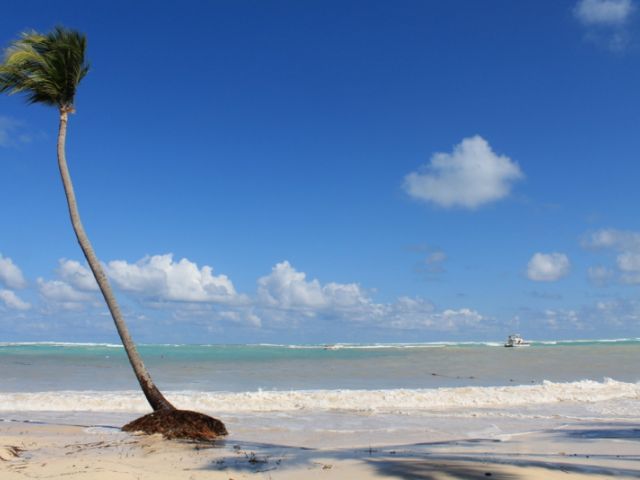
[56,110,174,412]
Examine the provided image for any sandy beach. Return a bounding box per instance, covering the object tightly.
[2,414,639,479]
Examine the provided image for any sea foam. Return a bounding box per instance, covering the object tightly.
[0,378,638,414]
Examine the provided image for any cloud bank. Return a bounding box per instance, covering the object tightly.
[2,253,487,335]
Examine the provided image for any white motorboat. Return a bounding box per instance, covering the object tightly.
[504,334,530,347]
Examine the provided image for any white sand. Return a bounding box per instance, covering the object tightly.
[2,416,639,479]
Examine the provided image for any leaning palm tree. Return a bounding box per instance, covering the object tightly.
[0,27,226,439]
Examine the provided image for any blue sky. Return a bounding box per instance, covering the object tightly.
[1,0,640,343]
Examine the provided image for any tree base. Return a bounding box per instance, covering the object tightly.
[122,409,228,441]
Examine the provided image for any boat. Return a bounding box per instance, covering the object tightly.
[504,334,530,347]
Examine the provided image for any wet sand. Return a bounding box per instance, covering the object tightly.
[1,416,639,479]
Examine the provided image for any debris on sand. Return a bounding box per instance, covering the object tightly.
[0,445,22,461]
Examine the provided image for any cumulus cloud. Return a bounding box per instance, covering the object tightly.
[0,289,31,310]
[106,254,237,303]
[574,0,634,25]
[256,261,485,332]
[22,254,491,335]
[404,136,523,209]
[58,259,99,291]
[37,278,94,304]
[527,253,570,282]
[257,261,370,312]
[0,254,27,289]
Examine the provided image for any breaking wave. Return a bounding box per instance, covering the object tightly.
[1,378,638,414]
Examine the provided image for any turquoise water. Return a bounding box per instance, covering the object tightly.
[1,339,639,392]
[2,340,638,446]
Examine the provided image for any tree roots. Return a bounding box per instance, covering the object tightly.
[122,409,228,441]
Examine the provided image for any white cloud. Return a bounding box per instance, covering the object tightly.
[256,261,485,332]
[0,254,27,289]
[582,228,640,250]
[219,310,262,327]
[544,309,582,329]
[106,254,237,303]
[583,228,640,284]
[517,297,640,334]
[26,255,490,334]
[574,0,635,52]
[404,136,523,209]
[58,259,99,291]
[36,276,102,313]
[384,296,434,328]
[257,261,369,311]
[437,308,484,329]
[385,296,483,330]
[527,253,570,282]
[617,252,640,271]
[574,0,634,25]
[0,289,31,310]
[37,278,94,304]
[617,254,640,284]
[593,298,640,326]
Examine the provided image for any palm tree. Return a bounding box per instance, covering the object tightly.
[0,28,216,430]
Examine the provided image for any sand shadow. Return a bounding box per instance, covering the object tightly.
[556,426,640,442]
[196,436,640,478]
[364,457,519,479]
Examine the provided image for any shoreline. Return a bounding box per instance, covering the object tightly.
[2,414,640,479]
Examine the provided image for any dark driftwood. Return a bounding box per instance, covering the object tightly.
[122,409,228,440]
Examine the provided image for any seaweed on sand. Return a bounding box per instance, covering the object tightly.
[122,409,228,441]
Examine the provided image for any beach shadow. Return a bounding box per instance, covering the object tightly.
[401,453,640,478]
[556,426,640,442]
[197,436,640,478]
[365,458,518,479]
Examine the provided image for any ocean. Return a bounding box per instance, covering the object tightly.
[1,339,639,446]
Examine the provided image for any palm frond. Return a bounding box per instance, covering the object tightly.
[0,26,89,110]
